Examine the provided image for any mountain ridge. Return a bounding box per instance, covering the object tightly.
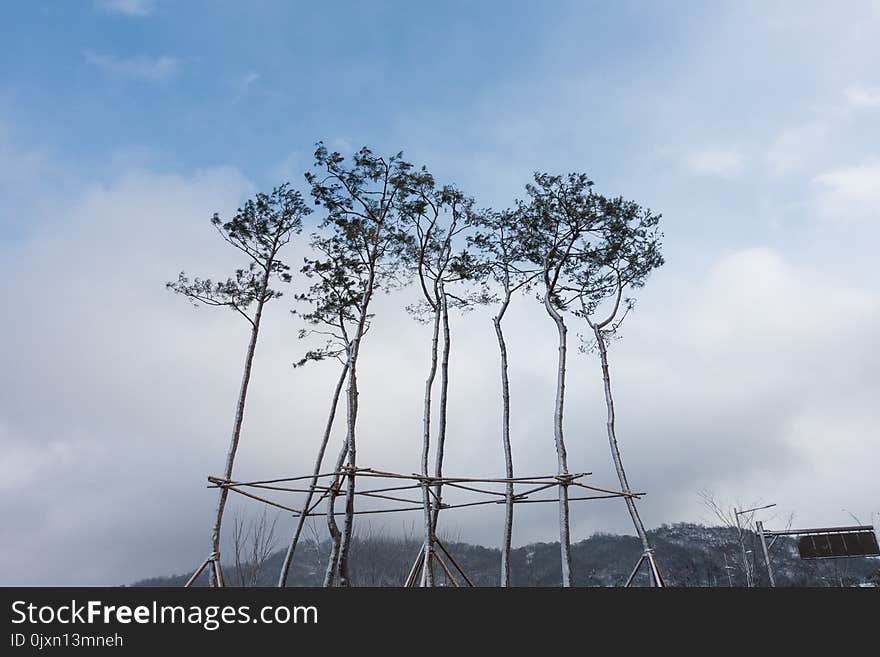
[134,522,880,587]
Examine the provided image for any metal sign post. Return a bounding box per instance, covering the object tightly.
[755,521,775,587]
[757,523,879,587]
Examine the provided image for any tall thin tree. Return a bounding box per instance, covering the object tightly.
[519,173,608,587]
[306,143,413,586]
[168,184,308,587]
[576,193,664,586]
[468,209,538,587]
[277,236,363,587]
[402,172,477,585]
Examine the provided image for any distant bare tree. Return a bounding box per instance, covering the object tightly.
[232,510,279,587]
[698,490,787,587]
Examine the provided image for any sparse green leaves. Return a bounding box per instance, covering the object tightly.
[306,142,414,290]
[467,208,539,300]
[294,143,416,367]
[516,171,663,323]
[400,172,483,315]
[168,264,273,310]
[168,183,309,324]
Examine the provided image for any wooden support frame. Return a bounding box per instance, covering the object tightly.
[194,466,665,588]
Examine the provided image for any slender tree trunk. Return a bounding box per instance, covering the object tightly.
[593,328,648,538]
[335,362,359,586]
[419,302,441,587]
[322,433,350,587]
[278,361,349,587]
[494,291,514,587]
[592,324,657,585]
[431,288,450,533]
[336,274,375,586]
[210,271,270,587]
[545,295,572,587]
[324,348,357,588]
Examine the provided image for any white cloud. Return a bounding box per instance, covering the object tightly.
[765,122,828,175]
[813,161,880,222]
[684,147,746,178]
[845,84,880,109]
[0,165,257,584]
[631,246,880,527]
[95,0,154,17]
[2,142,879,583]
[689,247,878,372]
[85,51,179,81]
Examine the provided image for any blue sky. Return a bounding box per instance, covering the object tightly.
[3,1,720,231]
[1,1,879,584]
[5,1,596,176]
[4,1,878,260]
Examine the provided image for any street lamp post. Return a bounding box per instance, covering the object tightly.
[734,503,777,588]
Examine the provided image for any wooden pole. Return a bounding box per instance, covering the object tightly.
[404,546,425,588]
[433,550,460,587]
[624,554,645,587]
[184,558,211,588]
[435,537,475,587]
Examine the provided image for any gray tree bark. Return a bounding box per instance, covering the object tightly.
[494,290,514,587]
[419,297,442,587]
[431,286,450,533]
[336,362,359,586]
[322,436,349,587]
[209,264,271,587]
[544,294,573,587]
[277,360,349,587]
[592,324,655,574]
[335,270,376,586]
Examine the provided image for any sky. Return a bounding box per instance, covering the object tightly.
[1,0,879,585]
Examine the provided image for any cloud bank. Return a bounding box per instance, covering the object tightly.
[1,160,877,585]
